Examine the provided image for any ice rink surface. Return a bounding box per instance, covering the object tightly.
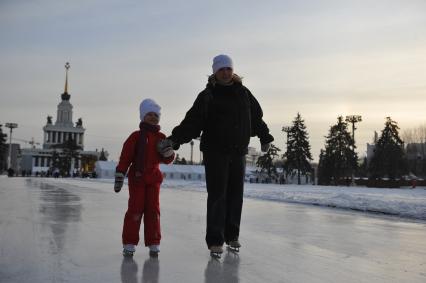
[1,177,426,283]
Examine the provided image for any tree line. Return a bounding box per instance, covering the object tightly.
[256,114,422,185]
[2,118,425,183]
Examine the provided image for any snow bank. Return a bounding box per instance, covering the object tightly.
[39,178,426,221]
[161,180,426,221]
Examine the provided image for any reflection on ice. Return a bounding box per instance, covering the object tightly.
[120,257,138,283]
[35,181,82,254]
[142,257,159,283]
[120,256,160,283]
[204,251,240,283]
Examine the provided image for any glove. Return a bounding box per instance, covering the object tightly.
[157,139,176,157]
[165,136,180,150]
[261,143,270,152]
[114,172,125,193]
[157,139,173,152]
[162,147,174,158]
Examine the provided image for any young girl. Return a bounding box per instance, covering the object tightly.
[114,99,174,257]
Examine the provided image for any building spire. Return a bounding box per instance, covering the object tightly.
[61,62,71,101]
[64,62,70,93]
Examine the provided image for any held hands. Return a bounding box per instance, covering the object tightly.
[157,139,175,158]
[261,143,271,152]
[114,172,125,193]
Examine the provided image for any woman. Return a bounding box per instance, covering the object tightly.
[160,54,274,257]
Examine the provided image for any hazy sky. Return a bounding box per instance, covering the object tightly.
[1,0,426,162]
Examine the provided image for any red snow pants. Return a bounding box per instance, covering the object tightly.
[122,181,161,246]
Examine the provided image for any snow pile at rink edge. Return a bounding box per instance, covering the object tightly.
[162,180,426,221]
[35,177,426,221]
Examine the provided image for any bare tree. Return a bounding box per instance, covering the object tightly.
[402,124,426,144]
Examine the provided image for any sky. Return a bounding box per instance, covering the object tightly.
[1,0,426,162]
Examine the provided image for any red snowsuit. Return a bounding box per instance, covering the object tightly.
[117,129,174,246]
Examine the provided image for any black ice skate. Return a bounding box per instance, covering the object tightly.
[123,244,136,257]
[122,249,135,257]
[226,240,241,253]
[209,245,223,259]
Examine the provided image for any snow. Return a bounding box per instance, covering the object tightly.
[161,180,426,220]
[49,177,426,221]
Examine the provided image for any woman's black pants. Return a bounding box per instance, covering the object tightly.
[203,151,246,248]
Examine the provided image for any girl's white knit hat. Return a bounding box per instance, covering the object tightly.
[139,99,161,120]
[212,54,233,74]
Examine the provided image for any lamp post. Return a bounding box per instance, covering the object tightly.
[282,126,291,150]
[5,123,18,169]
[282,126,291,180]
[345,115,362,145]
[345,115,362,186]
[190,140,194,165]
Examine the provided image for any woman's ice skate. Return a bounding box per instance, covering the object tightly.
[226,240,241,253]
[209,245,223,259]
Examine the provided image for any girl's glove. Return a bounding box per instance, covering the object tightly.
[162,147,174,158]
[114,172,124,193]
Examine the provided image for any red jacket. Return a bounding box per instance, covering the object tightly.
[117,130,174,186]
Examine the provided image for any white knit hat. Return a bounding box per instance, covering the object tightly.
[212,54,233,74]
[139,99,161,121]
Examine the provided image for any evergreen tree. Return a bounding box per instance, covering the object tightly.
[174,154,181,164]
[99,148,108,161]
[0,124,7,172]
[283,113,313,184]
[317,149,331,185]
[357,157,368,178]
[369,117,407,179]
[256,144,281,180]
[51,150,61,173]
[52,138,82,176]
[318,116,358,185]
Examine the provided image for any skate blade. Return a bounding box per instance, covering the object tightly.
[210,252,222,259]
[123,250,134,257]
[227,246,240,253]
[149,251,159,257]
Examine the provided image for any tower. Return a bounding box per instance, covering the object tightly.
[55,62,73,127]
[43,63,85,150]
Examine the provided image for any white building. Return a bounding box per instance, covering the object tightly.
[246,146,261,167]
[19,63,104,175]
[95,161,117,179]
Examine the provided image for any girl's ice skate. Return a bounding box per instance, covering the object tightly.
[123,244,136,257]
[226,240,241,252]
[209,245,223,259]
[149,245,160,257]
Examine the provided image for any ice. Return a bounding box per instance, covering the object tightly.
[0,177,425,283]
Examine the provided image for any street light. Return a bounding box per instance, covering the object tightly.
[5,123,18,169]
[190,140,194,165]
[282,126,291,180]
[345,115,362,145]
[282,126,291,151]
[345,115,362,186]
